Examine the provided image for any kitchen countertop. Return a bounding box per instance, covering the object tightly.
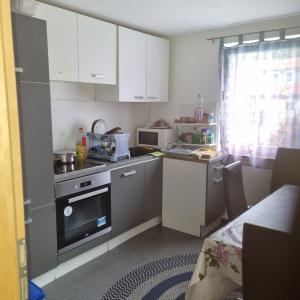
[54,155,160,183]
[163,153,223,164]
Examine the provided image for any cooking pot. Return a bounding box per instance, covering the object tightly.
[54,149,76,164]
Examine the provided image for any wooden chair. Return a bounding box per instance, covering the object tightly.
[225,223,295,300]
[242,223,294,300]
[271,147,300,193]
[223,161,248,221]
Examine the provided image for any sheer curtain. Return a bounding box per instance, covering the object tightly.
[220,37,300,164]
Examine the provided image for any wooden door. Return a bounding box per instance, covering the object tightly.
[0,1,27,299]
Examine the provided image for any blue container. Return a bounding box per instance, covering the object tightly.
[29,281,45,300]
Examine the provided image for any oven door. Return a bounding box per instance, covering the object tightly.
[56,184,111,254]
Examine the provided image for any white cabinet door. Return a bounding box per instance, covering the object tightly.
[78,15,116,85]
[119,27,147,102]
[34,3,78,82]
[162,158,207,237]
[146,35,169,102]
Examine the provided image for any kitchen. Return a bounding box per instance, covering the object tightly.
[2,0,300,299]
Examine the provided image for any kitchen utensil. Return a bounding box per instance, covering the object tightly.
[54,149,76,164]
[105,127,122,134]
[91,119,107,134]
[87,132,130,162]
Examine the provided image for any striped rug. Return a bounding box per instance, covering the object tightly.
[102,253,198,300]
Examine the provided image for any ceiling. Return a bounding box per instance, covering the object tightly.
[40,0,300,36]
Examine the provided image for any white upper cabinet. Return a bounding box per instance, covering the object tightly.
[119,27,147,102]
[146,35,169,102]
[78,15,117,85]
[34,3,78,82]
[118,27,169,102]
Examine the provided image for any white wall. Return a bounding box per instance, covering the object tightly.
[150,15,300,123]
[150,15,300,204]
[50,82,150,150]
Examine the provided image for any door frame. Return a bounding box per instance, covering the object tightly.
[0,0,27,299]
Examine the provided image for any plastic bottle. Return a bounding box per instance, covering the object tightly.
[207,130,214,144]
[192,127,200,144]
[76,127,87,160]
[200,128,207,145]
[194,94,204,122]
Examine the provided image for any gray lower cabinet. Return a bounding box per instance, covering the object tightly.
[143,159,162,221]
[111,163,145,237]
[26,203,57,278]
[205,160,225,224]
[111,158,163,237]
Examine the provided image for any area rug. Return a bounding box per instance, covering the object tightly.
[102,253,198,300]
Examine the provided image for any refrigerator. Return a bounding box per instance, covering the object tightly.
[12,13,57,278]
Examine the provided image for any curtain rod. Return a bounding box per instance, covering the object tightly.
[206,25,300,41]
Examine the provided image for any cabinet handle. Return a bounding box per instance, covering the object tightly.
[24,199,32,206]
[214,165,224,171]
[68,187,109,204]
[134,96,144,100]
[122,170,137,177]
[147,96,158,100]
[24,218,33,225]
[213,177,223,184]
[90,73,108,79]
[15,67,24,73]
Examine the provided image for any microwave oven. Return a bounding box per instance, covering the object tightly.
[136,127,178,149]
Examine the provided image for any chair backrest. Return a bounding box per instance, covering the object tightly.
[271,147,300,193]
[242,223,294,300]
[223,161,247,220]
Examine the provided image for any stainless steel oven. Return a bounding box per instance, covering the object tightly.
[55,171,111,254]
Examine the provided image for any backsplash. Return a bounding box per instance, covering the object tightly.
[50,82,150,151]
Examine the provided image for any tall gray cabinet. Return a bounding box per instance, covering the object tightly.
[12,13,57,278]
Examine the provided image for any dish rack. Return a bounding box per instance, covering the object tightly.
[87,132,130,162]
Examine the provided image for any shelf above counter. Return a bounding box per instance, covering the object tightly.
[174,122,217,126]
[173,142,217,147]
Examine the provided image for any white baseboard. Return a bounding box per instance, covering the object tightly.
[32,269,56,287]
[32,216,161,287]
[108,216,161,251]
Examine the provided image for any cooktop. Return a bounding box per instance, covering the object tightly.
[54,160,106,175]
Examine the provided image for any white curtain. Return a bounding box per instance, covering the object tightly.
[220,38,300,162]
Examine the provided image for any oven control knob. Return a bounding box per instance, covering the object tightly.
[75,184,79,189]
[64,206,73,217]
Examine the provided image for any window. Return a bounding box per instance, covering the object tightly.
[220,38,300,160]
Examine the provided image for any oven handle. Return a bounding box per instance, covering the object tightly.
[68,187,109,204]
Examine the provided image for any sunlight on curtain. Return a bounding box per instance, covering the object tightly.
[220,39,300,161]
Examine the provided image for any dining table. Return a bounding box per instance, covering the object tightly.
[185,184,300,300]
